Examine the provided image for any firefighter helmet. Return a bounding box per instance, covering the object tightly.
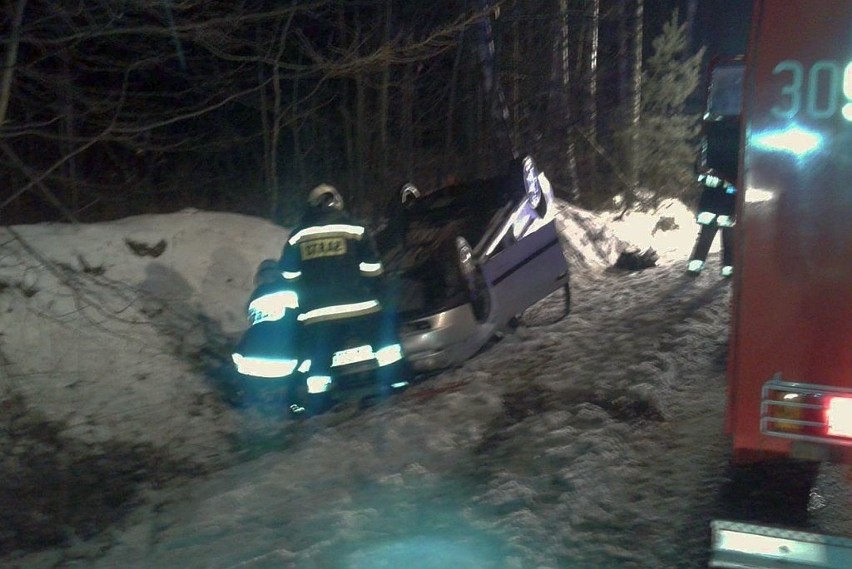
[307,184,344,211]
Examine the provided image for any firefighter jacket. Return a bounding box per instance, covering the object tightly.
[697,182,737,219]
[278,209,386,326]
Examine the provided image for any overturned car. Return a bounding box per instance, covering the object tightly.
[376,155,571,372]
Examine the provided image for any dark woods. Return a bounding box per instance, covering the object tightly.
[0,0,705,226]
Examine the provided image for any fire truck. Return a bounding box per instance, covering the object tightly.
[709,0,851,566]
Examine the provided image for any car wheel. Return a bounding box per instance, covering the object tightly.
[469,270,491,321]
[456,236,490,321]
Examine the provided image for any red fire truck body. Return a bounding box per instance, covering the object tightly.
[727,0,851,464]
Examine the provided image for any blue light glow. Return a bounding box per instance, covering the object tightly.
[345,536,503,568]
[752,125,823,156]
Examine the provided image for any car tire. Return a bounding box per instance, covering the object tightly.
[468,269,490,321]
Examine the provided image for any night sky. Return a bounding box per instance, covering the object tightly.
[691,0,754,56]
[645,0,754,58]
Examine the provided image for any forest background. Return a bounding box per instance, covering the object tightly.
[0,0,751,226]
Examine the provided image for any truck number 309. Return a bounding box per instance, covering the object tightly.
[771,60,852,121]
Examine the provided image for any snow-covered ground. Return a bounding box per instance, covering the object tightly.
[1,202,847,568]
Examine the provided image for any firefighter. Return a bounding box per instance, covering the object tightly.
[279,184,405,412]
[229,278,301,410]
[687,171,736,277]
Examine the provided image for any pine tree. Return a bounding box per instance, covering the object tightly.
[627,9,705,208]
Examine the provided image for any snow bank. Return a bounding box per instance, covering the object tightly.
[554,198,704,269]
[0,210,289,467]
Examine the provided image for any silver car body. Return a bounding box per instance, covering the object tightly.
[381,157,570,372]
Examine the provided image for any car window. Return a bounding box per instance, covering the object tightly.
[707,64,744,118]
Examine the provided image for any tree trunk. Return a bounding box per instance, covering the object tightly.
[445,28,465,158]
[257,21,273,217]
[585,0,600,197]
[474,0,515,160]
[290,66,305,215]
[685,0,699,51]
[617,0,630,109]
[629,0,644,203]
[511,18,520,148]
[401,63,415,181]
[558,0,580,202]
[353,10,368,206]
[60,51,79,212]
[354,75,367,204]
[0,0,27,127]
[378,0,391,189]
[269,50,284,219]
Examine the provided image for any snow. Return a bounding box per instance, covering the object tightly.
[1,202,847,568]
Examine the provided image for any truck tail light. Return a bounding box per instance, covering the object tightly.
[761,375,852,446]
[826,396,852,438]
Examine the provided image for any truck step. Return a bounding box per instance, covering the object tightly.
[710,519,852,569]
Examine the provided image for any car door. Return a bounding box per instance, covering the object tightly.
[478,197,569,326]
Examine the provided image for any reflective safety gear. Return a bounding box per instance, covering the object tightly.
[697,211,717,225]
[231,353,299,378]
[359,261,383,276]
[297,300,381,324]
[329,343,403,368]
[716,215,735,228]
[697,177,736,219]
[281,209,385,324]
[247,290,298,325]
[253,190,409,407]
[332,345,374,367]
[306,375,333,394]
[690,175,736,275]
[700,173,725,188]
[287,224,365,246]
[374,343,404,366]
[307,184,344,211]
